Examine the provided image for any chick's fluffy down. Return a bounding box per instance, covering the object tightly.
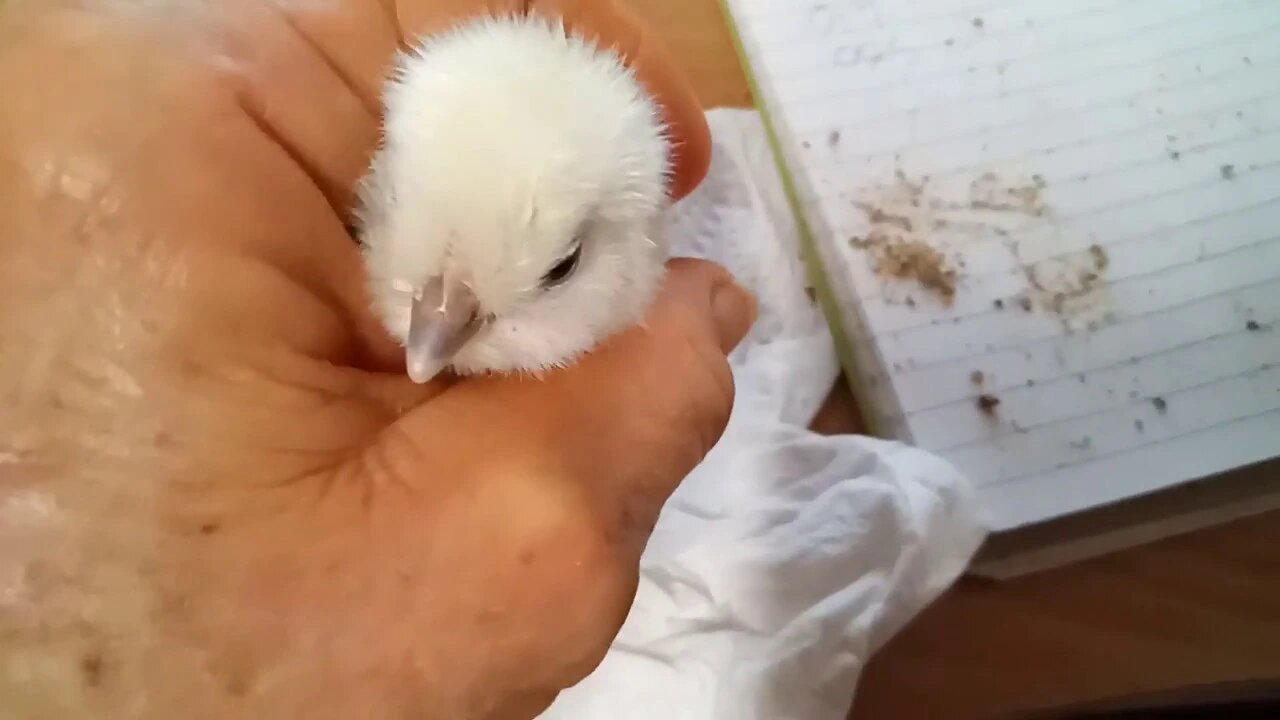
[356,15,673,375]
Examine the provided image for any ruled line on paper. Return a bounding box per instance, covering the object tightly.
[752,1,1266,94]
[852,186,1280,335]
[974,407,1280,530]
[892,279,1280,427]
[738,0,1116,35]
[973,402,1280,492]
[889,278,1280,414]
[761,5,1270,101]
[871,239,1280,372]
[794,66,1280,178]
[723,0,1280,528]
[779,53,1275,152]
[772,16,1280,109]
[825,157,1280,332]
[746,0,1196,67]
[860,224,1280,344]
[912,319,1280,452]
[949,389,1280,493]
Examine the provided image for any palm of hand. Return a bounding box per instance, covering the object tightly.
[0,2,738,719]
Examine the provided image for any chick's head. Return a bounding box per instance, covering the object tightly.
[356,16,672,383]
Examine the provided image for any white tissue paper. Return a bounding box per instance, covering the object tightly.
[538,110,988,720]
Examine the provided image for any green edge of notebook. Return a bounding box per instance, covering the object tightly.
[714,0,883,437]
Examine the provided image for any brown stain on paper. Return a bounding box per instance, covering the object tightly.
[1016,240,1114,332]
[849,170,1058,308]
[850,171,958,305]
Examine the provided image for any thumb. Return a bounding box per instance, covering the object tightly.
[365,259,755,547]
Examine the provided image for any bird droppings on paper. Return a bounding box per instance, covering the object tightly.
[968,172,1047,216]
[1016,240,1114,333]
[850,170,1052,306]
[850,171,958,305]
[849,170,1076,309]
[863,238,957,302]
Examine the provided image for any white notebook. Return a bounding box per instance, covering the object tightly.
[719,0,1280,532]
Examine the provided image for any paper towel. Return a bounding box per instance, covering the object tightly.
[538,110,988,720]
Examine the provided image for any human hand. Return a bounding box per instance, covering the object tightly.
[0,1,752,719]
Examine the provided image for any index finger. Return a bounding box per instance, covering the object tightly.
[391,0,712,200]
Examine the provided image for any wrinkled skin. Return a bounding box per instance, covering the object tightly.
[0,1,754,718]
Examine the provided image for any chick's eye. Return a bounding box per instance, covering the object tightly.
[541,243,582,288]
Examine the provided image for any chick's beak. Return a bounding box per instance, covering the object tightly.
[405,276,485,384]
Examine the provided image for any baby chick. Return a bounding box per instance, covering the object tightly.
[354,14,673,383]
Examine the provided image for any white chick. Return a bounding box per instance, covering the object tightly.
[354,14,672,384]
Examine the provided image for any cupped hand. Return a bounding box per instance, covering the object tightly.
[0,1,752,718]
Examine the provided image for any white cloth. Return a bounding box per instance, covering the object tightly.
[538,110,988,720]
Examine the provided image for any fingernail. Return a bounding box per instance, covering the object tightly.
[710,279,756,352]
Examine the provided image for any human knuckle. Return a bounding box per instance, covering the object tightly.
[675,332,735,447]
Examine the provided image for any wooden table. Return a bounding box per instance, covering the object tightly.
[622,1,1280,718]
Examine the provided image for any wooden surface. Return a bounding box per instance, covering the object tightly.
[622,0,1280,718]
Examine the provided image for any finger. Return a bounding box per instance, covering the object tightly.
[392,0,712,201]
[271,0,401,113]
[371,259,756,553]
[533,0,713,200]
[232,0,711,211]
[210,0,380,215]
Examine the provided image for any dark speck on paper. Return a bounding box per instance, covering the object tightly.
[977,393,1000,416]
[828,130,841,147]
[970,370,985,385]
[1134,419,1145,432]
[1246,320,1262,331]
[1221,164,1236,180]
[972,17,984,28]
[993,298,1005,310]
[1152,397,1168,414]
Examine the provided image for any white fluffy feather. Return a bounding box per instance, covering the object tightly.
[355,15,672,375]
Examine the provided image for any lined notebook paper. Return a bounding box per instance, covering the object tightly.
[720,0,1280,531]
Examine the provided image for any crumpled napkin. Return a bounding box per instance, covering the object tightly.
[538,109,987,720]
